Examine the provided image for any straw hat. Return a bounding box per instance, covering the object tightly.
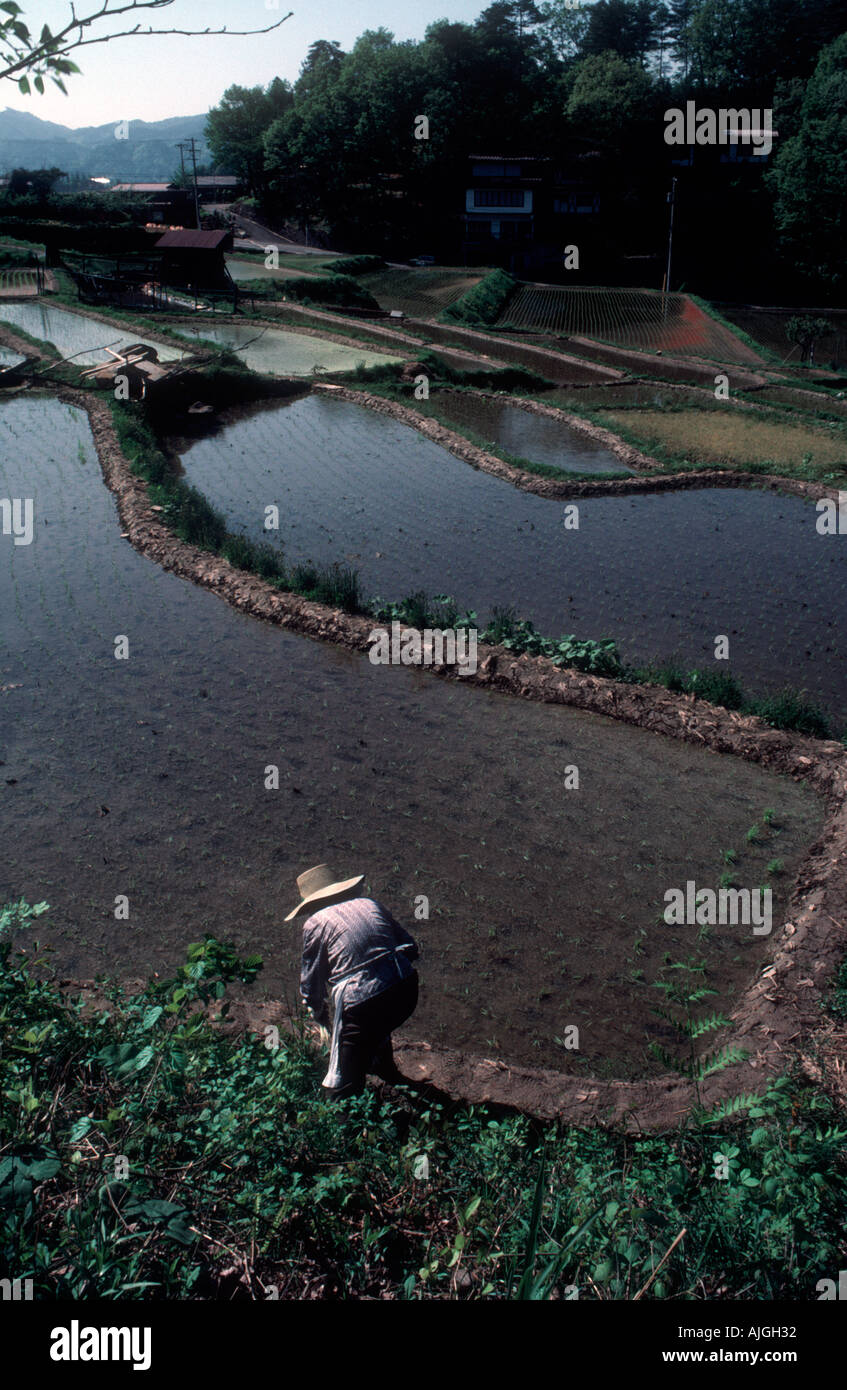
[285,863,365,922]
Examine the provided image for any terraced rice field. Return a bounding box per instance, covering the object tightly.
[600,408,847,473]
[0,301,186,363]
[225,256,323,284]
[500,286,765,366]
[170,320,401,376]
[361,267,484,320]
[176,394,847,724]
[1,394,825,1076]
[420,391,631,475]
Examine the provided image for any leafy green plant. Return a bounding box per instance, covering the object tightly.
[649,958,747,1106]
[281,273,378,311]
[684,668,745,710]
[490,615,622,677]
[510,1145,604,1300]
[2,903,846,1300]
[829,953,847,1021]
[748,689,831,739]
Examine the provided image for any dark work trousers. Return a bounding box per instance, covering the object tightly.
[328,971,419,1101]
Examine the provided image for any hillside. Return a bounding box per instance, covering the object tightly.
[0,107,211,180]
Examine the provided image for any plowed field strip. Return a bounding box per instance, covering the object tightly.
[501,287,764,366]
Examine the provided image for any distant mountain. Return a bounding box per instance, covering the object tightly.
[0,108,212,181]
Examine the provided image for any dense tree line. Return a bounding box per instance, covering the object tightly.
[205,1,846,298]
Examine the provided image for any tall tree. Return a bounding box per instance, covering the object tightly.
[7,165,65,197]
[538,1,592,61]
[295,39,346,103]
[664,0,696,78]
[206,83,283,195]
[566,48,657,141]
[583,0,661,67]
[768,32,847,288]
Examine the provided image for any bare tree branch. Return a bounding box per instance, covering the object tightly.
[0,1,293,86]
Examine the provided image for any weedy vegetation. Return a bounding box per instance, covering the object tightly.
[2,903,846,1301]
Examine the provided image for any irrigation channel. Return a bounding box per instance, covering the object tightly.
[0,394,825,1082]
[176,392,847,728]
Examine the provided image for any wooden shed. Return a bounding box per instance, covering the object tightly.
[154,229,234,290]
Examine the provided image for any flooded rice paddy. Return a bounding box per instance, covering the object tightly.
[0,395,824,1078]
[225,257,318,283]
[178,393,847,726]
[0,301,186,364]
[426,391,629,474]
[169,320,402,376]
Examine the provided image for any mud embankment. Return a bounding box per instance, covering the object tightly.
[404,318,622,385]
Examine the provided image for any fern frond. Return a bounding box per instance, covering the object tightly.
[649,1043,693,1076]
[686,987,718,1004]
[689,1012,733,1039]
[702,1092,765,1122]
[695,1045,749,1080]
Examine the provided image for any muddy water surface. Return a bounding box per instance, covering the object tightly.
[178,393,847,726]
[431,391,629,474]
[0,396,826,1077]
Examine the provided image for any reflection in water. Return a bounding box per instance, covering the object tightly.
[179,393,847,725]
[432,390,630,475]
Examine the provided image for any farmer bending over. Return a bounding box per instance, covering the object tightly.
[286,863,419,1100]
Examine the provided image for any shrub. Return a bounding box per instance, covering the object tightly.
[167,484,228,551]
[344,361,405,385]
[441,269,517,327]
[748,689,831,739]
[491,616,623,678]
[291,562,363,613]
[281,274,378,311]
[329,254,386,275]
[684,668,745,710]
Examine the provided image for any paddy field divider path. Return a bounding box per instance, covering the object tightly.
[52,384,847,1129]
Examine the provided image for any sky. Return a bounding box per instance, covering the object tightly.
[0,0,491,127]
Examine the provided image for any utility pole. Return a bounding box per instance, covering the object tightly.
[184,136,201,229]
[176,141,187,185]
[664,176,677,308]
